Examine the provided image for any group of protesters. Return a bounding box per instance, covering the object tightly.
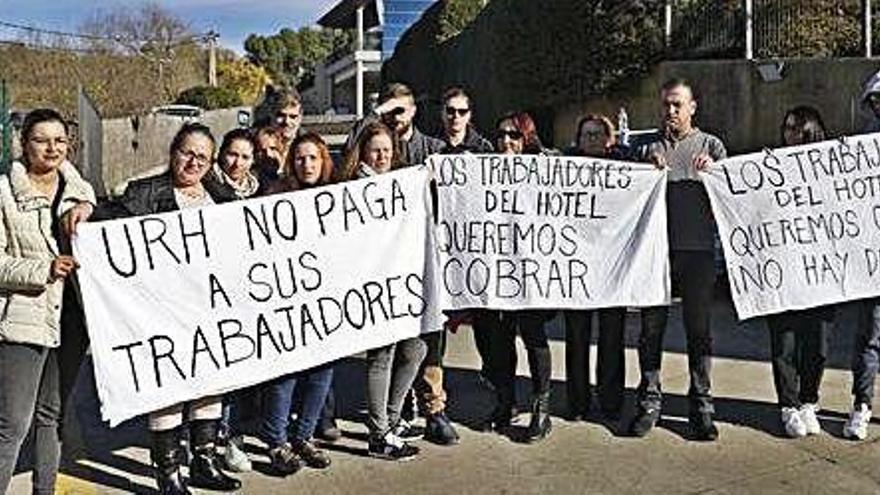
[1,72,880,495]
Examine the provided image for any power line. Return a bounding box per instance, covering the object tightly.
[0,19,121,42]
[0,19,213,45]
[0,39,100,55]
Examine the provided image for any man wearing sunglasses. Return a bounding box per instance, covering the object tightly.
[439,87,492,154]
[399,87,495,448]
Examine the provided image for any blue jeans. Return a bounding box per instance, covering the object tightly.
[851,298,880,406]
[261,365,333,448]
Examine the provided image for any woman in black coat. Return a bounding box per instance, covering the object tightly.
[95,123,239,495]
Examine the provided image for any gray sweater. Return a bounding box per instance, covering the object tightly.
[633,129,727,252]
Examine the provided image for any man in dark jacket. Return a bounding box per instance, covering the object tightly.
[439,86,493,154]
[346,82,445,167]
[406,87,495,447]
[626,78,726,442]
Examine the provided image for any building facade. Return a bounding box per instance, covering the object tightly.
[301,0,435,117]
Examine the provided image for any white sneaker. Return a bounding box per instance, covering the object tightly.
[781,407,807,438]
[223,437,252,472]
[799,403,821,435]
[843,403,872,440]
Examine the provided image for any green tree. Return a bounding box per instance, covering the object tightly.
[243,27,352,87]
[217,58,271,105]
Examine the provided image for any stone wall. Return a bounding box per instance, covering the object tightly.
[553,58,880,154]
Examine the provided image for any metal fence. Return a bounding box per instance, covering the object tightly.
[669,0,870,60]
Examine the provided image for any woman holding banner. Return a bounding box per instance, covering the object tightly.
[768,106,832,439]
[256,132,336,476]
[340,122,428,460]
[95,123,241,494]
[0,108,96,495]
[479,112,554,442]
[207,128,262,474]
[563,114,628,421]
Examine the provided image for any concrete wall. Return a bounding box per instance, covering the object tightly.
[100,106,249,196]
[553,58,880,154]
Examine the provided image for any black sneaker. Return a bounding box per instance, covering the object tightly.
[391,419,424,441]
[424,412,460,445]
[291,439,331,469]
[266,443,301,477]
[689,412,719,442]
[626,407,660,437]
[367,435,420,461]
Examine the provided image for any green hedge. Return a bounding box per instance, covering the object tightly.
[175,85,243,110]
[383,0,666,137]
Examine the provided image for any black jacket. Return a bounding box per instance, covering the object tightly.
[441,126,493,154]
[95,172,237,220]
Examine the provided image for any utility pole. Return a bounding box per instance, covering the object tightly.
[206,30,219,87]
[865,0,873,58]
[744,0,754,60]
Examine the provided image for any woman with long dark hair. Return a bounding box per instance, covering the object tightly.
[769,106,831,439]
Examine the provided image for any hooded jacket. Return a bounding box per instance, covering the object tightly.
[860,69,880,133]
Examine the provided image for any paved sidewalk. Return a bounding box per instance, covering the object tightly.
[9,299,880,494]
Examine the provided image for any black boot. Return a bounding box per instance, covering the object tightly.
[151,428,191,495]
[487,386,515,432]
[525,392,552,443]
[189,420,242,492]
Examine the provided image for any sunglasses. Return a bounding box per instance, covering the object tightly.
[445,106,470,117]
[495,129,523,140]
[385,106,407,117]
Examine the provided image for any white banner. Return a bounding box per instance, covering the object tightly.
[431,154,670,310]
[703,133,880,319]
[74,167,441,426]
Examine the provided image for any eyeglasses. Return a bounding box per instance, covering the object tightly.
[176,149,211,167]
[495,129,523,140]
[445,106,470,117]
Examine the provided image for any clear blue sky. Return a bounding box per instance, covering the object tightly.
[1,0,340,53]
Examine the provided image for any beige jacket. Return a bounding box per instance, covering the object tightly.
[0,160,96,348]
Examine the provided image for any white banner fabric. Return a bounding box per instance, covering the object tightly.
[703,133,880,319]
[74,167,440,426]
[431,154,670,310]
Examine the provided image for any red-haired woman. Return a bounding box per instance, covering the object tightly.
[257,132,337,476]
[478,112,554,443]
